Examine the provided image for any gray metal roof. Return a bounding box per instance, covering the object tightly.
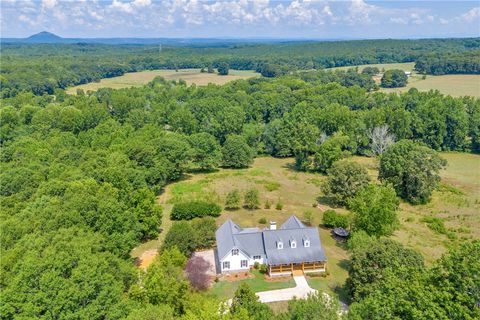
[216,215,326,264]
[263,228,326,265]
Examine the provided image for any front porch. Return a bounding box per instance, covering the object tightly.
[268,261,326,276]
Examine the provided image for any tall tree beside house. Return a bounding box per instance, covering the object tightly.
[347,240,480,320]
[347,238,425,301]
[349,184,399,237]
[379,140,447,204]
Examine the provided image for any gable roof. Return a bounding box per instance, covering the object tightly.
[216,215,327,265]
[215,220,265,260]
[281,215,306,229]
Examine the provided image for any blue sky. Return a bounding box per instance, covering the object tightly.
[1,0,479,39]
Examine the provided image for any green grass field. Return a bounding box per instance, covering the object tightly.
[66,69,259,94]
[328,62,480,97]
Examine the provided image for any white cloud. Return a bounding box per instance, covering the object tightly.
[42,0,57,10]
[109,0,134,13]
[461,7,480,23]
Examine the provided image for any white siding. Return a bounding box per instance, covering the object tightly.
[219,248,267,273]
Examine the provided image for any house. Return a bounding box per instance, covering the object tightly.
[215,215,327,275]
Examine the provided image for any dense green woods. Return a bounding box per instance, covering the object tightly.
[1,64,479,318]
[415,50,480,75]
[1,37,479,97]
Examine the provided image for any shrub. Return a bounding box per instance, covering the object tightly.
[276,199,283,210]
[258,217,267,224]
[225,189,241,210]
[254,261,260,269]
[170,201,221,220]
[264,199,271,209]
[259,264,268,274]
[244,188,260,209]
[322,209,348,228]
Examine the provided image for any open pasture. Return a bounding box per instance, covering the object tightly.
[66,69,258,93]
[380,74,480,97]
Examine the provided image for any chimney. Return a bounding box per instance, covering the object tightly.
[270,221,277,230]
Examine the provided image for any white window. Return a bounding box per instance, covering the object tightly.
[253,255,261,260]
[277,241,283,249]
[241,260,248,268]
[232,249,239,255]
[304,240,310,247]
[291,240,297,248]
[223,261,230,269]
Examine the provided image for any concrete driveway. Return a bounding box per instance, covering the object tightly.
[255,275,317,303]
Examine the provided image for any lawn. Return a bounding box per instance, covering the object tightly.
[209,269,296,299]
[66,69,259,94]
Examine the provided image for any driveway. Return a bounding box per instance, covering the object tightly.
[190,249,217,276]
[255,275,317,303]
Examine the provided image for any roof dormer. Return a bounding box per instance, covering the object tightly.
[290,239,297,248]
[277,241,283,249]
[303,238,310,247]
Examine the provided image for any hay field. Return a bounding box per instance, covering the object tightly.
[380,74,480,97]
[67,69,259,94]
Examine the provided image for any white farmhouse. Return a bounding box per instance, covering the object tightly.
[215,215,327,276]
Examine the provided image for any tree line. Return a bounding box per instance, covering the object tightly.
[415,50,480,75]
[1,37,479,97]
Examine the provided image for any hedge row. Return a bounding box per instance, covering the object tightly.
[170,201,222,220]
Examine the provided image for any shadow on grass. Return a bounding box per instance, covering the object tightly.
[187,167,220,174]
[316,195,341,208]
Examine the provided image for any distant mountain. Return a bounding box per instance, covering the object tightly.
[25,31,64,43]
[1,31,322,46]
